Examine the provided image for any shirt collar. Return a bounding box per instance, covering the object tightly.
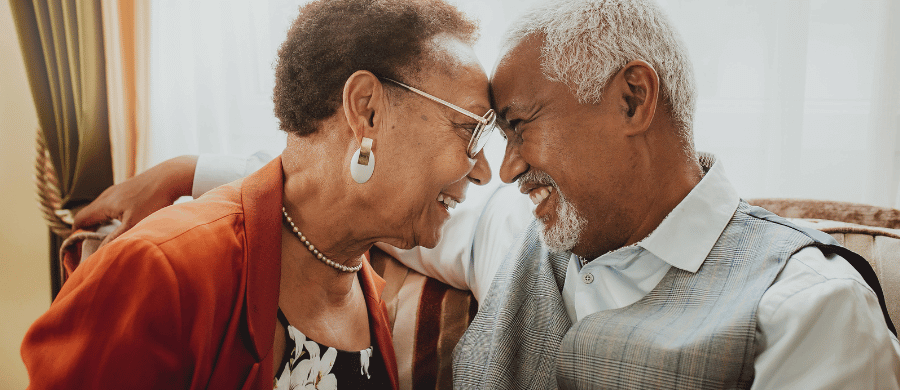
[637,160,741,273]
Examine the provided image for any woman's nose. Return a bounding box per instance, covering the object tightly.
[467,149,492,186]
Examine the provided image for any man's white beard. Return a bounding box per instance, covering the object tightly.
[538,187,586,254]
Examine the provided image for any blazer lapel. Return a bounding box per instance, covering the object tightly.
[240,157,284,370]
[359,252,400,389]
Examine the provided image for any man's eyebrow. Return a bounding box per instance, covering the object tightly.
[498,101,528,120]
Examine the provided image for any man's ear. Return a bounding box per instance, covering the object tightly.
[615,60,659,136]
[342,70,384,143]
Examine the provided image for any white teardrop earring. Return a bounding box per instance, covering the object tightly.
[350,137,375,184]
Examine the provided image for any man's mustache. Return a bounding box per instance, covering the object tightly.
[518,169,557,190]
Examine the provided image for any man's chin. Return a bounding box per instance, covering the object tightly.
[537,222,573,254]
[537,197,586,254]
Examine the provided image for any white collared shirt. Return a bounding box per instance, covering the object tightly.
[562,160,739,323]
[196,153,900,389]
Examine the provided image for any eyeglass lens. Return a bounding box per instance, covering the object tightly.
[467,110,497,157]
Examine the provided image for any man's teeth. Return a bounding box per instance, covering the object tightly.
[529,186,553,205]
[437,194,458,209]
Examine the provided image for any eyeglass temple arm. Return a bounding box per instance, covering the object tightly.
[381,78,489,124]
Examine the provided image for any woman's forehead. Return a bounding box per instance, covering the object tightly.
[418,61,491,115]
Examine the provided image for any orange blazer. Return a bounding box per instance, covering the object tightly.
[22,157,399,390]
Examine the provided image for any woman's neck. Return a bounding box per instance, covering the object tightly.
[279,130,387,273]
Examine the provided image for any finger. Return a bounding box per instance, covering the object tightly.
[73,200,120,230]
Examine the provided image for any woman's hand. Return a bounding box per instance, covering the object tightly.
[73,155,199,244]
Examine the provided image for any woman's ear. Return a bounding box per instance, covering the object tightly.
[342,70,385,143]
[614,60,659,136]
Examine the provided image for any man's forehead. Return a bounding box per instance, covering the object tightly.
[491,38,538,79]
[490,38,545,117]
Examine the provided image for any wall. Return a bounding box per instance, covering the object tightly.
[0,1,52,388]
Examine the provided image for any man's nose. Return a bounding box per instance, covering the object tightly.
[499,143,527,184]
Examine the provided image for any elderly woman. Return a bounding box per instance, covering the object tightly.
[21,0,496,388]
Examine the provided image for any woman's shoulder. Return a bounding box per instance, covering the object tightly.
[126,181,246,248]
[105,184,250,280]
[75,216,249,318]
[79,177,277,305]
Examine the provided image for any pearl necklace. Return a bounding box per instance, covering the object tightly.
[281,206,363,273]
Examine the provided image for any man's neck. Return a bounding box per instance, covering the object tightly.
[575,150,704,261]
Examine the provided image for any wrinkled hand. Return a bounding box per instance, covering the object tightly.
[73,155,198,245]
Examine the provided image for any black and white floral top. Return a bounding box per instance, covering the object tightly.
[274,309,390,389]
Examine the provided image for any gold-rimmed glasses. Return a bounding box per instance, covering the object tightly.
[380,77,497,158]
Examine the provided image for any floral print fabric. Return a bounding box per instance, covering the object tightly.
[274,310,388,389]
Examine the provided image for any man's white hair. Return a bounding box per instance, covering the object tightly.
[506,0,697,152]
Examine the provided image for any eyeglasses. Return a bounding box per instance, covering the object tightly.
[380,77,497,158]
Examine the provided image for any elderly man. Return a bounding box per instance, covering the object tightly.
[75,0,898,388]
[441,0,900,388]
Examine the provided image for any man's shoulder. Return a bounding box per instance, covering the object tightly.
[762,246,871,313]
[789,246,867,283]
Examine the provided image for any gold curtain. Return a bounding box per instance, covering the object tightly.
[10,0,114,297]
[11,0,113,208]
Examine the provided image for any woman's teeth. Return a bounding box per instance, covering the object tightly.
[437,194,458,209]
[529,186,553,205]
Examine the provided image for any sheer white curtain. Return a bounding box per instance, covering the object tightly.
[148,0,294,165]
[661,0,900,208]
[148,0,900,208]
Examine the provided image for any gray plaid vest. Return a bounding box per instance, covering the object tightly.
[453,202,848,389]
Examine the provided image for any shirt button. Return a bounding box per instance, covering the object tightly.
[582,273,594,284]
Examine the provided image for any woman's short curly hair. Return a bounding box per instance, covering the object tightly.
[273,0,479,136]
